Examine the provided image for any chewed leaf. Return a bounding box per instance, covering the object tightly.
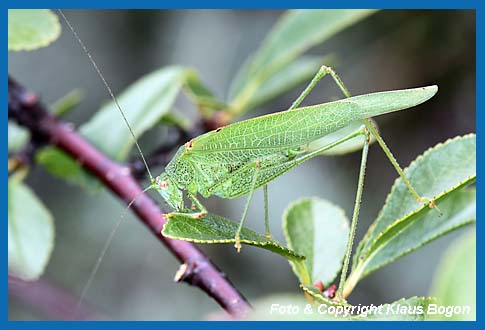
[307,120,377,156]
[430,229,476,320]
[347,135,476,293]
[163,212,305,261]
[283,198,349,286]
[8,9,61,51]
[81,66,189,161]
[8,180,55,281]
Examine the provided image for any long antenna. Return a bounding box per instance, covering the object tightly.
[75,187,152,314]
[57,10,154,181]
[56,10,156,312]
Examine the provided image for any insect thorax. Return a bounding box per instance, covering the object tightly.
[165,146,195,188]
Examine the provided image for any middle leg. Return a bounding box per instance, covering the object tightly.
[234,160,261,252]
[263,185,271,239]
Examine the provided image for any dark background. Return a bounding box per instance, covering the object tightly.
[8,10,475,320]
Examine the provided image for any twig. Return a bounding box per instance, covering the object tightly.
[128,128,187,180]
[8,77,251,319]
[8,276,106,320]
[129,121,207,180]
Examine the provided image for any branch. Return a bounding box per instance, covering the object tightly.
[8,276,106,320]
[8,77,251,319]
[129,120,208,180]
[128,127,189,180]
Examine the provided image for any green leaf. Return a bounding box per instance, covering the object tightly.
[8,121,29,153]
[248,292,433,321]
[307,120,377,156]
[357,189,475,279]
[301,285,345,307]
[8,9,61,51]
[37,67,189,190]
[8,180,55,281]
[353,296,437,321]
[159,112,191,131]
[430,229,476,320]
[303,287,435,320]
[162,212,305,261]
[246,55,332,110]
[36,147,100,192]
[80,66,189,161]
[183,70,226,114]
[229,9,376,111]
[50,89,84,117]
[283,198,349,286]
[348,134,476,290]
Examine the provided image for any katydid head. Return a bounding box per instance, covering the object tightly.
[153,173,184,211]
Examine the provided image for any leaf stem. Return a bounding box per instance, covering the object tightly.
[294,259,312,286]
[341,262,365,299]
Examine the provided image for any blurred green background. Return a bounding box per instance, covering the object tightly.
[8,10,475,320]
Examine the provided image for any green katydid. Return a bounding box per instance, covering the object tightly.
[150,75,437,252]
[59,11,438,254]
[57,10,443,305]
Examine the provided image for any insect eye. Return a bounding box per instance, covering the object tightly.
[160,180,169,190]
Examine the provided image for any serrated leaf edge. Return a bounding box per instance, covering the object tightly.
[356,176,475,280]
[162,226,305,261]
[300,285,345,307]
[361,208,475,279]
[355,133,476,264]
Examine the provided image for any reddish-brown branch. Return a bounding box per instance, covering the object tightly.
[8,77,251,318]
[8,276,106,320]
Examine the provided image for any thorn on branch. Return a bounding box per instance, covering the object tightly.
[173,259,213,285]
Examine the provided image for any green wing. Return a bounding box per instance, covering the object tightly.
[190,86,437,154]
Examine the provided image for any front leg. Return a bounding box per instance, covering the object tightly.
[167,192,207,220]
[187,192,208,219]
